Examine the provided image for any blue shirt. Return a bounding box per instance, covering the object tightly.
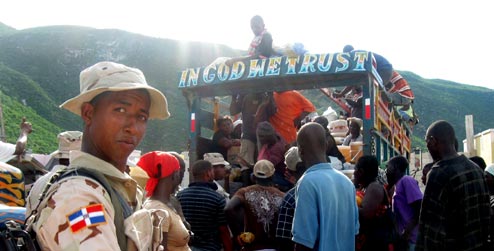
[292,163,359,250]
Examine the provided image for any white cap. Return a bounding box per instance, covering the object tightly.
[284,146,301,171]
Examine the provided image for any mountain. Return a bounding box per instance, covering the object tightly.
[402,71,494,150]
[0,22,16,35]
[0,25,242,153]
[0,24,493,154]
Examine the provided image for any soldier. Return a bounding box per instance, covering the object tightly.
[26,61,170,250]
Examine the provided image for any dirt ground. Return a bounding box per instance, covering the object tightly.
[409,164,426,192]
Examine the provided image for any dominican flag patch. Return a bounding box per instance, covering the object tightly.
[67,204,107,233]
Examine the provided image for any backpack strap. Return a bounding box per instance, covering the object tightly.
[59,168,132,251]
[26,167,132,251]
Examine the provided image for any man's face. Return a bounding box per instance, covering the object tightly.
[349,122,360,136]
[213,164,226,180]
[425,131,439,161]
[219,120,233,134]
[250,20,264,36]
[206,168,215,182]
[83,90,150,169]
[386,163,398,187]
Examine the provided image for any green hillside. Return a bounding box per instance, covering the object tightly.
[401,71,494,150]
[0,24,492,154]
[0,91,60,153]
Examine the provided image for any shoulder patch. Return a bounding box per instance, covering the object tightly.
[67,204,107,233]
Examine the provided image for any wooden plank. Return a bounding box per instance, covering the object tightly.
[465,115,475,156]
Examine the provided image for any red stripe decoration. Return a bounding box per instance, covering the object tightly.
[190,113,196,133]
[365,98,371,120]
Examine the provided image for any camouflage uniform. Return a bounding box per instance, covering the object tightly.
[26,151,151,251]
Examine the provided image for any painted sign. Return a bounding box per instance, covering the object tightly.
[178,51,379,88]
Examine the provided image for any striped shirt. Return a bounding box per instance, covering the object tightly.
[177,182,227,251]
[416,155,490,250]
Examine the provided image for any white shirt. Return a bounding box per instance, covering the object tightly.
[0,141,16,162]
[213,180,230,203]
[342,134,363,146]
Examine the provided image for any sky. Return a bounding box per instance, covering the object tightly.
[1,0,493,90]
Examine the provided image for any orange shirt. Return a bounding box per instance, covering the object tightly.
[269,91,315,144]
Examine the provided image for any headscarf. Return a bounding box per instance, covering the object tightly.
[137,151,180,197]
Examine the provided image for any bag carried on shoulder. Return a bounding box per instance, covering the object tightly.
[0,220,37,251]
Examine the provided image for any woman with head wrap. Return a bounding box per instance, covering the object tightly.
[138,151,191,251]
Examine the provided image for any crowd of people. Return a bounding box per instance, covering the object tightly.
[0,14,492,251]
[1,59,492,251]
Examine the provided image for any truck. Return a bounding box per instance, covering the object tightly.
[177,51,413,167]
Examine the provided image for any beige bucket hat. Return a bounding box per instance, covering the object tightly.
[50,131,83,159]
[203,152,230,168]
[60,61,170,119]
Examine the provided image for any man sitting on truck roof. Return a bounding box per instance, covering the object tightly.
[225,15,276,66]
